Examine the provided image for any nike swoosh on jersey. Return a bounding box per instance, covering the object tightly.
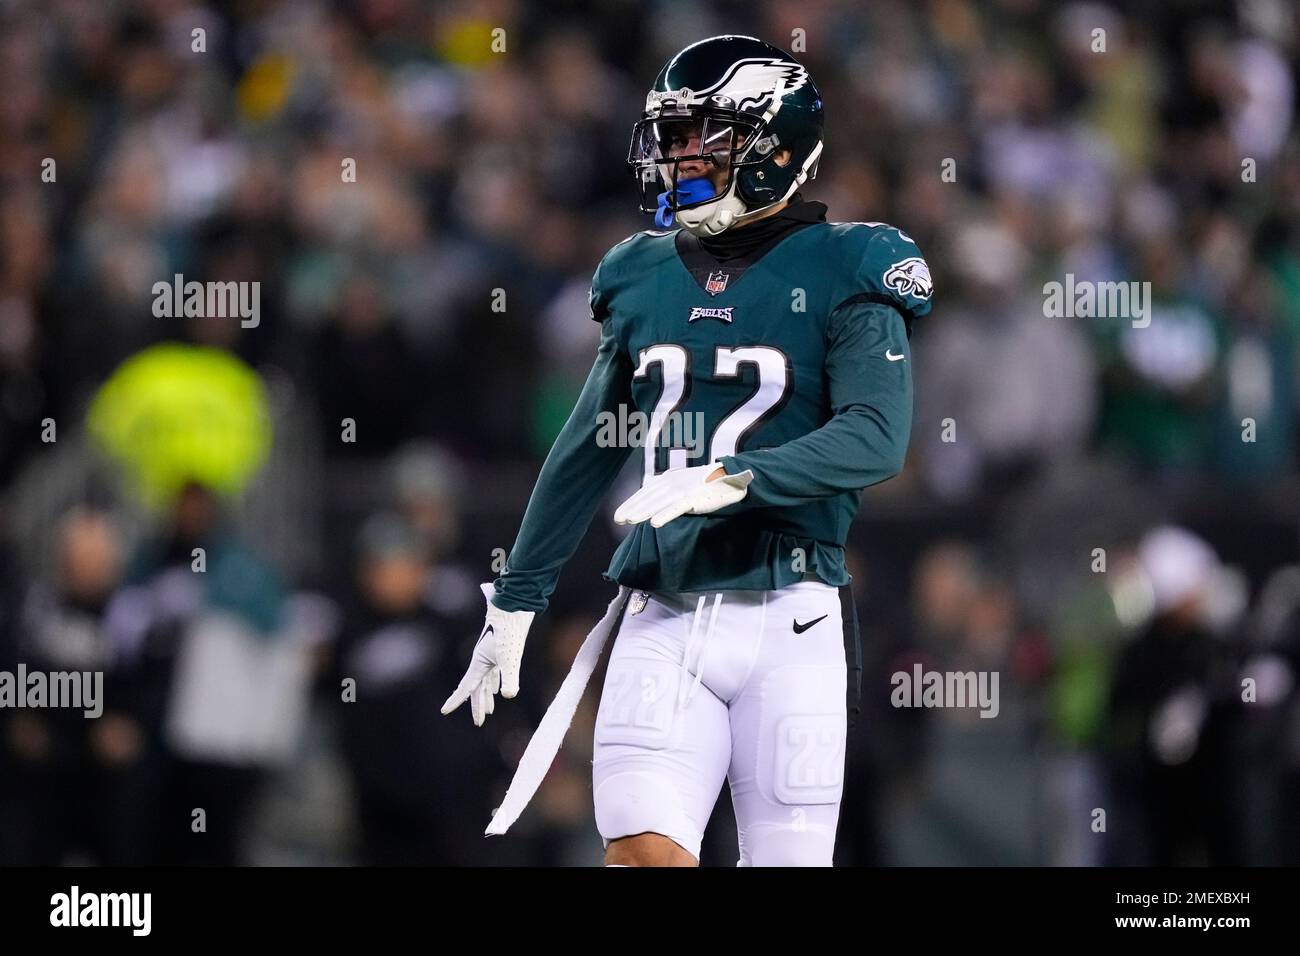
[792,614,828,634]
[885,350,905,361]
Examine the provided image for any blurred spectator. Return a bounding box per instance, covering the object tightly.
[333,512,502,865]
[1106,526,1244,865]
[0,507,154,864]
[110,481,288,864]
[915,221,1097,500]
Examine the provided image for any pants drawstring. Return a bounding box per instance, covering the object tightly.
[679,592,723,709]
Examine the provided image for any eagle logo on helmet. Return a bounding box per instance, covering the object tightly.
[647,58,809,114]
[883,257,934,300]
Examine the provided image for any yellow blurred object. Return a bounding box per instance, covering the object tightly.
[237,54,295,123]
[87,344,272,507]
[438,18,500,68]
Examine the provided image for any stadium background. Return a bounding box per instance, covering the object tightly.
[1,0,1298,866]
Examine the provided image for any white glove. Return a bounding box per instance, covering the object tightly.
[441,583,535,727]
[614,463,754,529]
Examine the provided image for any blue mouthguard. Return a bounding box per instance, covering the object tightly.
[655,177,717,227]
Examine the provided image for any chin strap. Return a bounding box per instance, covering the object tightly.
[672,175,781,237]
[674,177,748,237]
[670,140,825,237]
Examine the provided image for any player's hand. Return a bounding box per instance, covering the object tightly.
[441,584,535,727]
[614,463,754,529]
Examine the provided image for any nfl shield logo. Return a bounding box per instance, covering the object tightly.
[705,271,729,295]
[629,591,650,616]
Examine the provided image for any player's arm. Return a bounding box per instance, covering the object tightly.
[491,317,635,613]
[443,306,634,725]
[716,297,913,506]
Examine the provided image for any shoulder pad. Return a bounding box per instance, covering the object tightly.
[589,229,679,322]
[833,221,934,324]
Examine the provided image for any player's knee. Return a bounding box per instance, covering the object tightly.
[594,770,701,862]
[742,823,836,867]
[605,832,696,867]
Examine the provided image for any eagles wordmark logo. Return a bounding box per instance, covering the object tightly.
[688,306,734,323]
[883,257,933,300]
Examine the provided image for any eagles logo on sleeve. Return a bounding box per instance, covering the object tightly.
[883,257,933,301]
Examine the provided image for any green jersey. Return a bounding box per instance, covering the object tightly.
[491,201,932,613]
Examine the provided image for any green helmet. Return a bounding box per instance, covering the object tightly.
[628,35,825,236]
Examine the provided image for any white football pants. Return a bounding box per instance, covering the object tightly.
[592,580,847,865]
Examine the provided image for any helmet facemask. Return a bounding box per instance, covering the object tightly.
[628,109,766,234]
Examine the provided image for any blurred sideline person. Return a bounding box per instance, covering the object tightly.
[1107,526,1243,865]
[2,508,154,864]
[336,514,502,865]
[112,481,287,864]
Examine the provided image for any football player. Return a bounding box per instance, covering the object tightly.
[442,34,932,866]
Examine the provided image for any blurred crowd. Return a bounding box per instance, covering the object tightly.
[1,0,1300,865]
